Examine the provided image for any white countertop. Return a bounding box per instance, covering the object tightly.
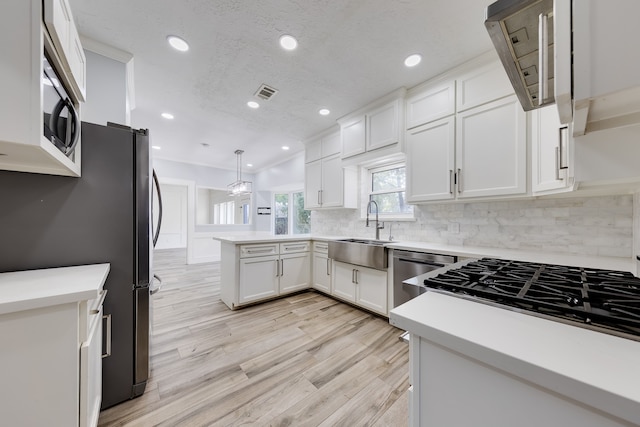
[390,291,640,426]
[0,264,110,315]
[211,232,636,273]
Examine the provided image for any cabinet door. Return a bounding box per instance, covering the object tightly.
[321,131,341,158]
[320,154,344,207]
[67,20,87,101]
[532,105,571,194]
[456,60,513,112]
[456,95,527,199]
[341,116,366,158]
[332,261,356,302]
[239,256,279,303]
[406,117,456,202]
[312,253,331,293]
[406,81,455,129]
[354,266,388,315]
[280,252,311,294]
[44,0,72,63]
[305,137,322,163]
[304,159,322,209]
[367,100,400,152]
[80,307,102,427]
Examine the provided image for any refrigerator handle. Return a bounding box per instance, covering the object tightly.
[152,169,163,248]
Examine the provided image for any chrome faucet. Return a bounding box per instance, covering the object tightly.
[366,200,385,240]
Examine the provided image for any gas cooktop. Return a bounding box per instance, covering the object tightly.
[423,258,640,342]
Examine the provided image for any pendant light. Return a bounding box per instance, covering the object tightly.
[227,149,252,195]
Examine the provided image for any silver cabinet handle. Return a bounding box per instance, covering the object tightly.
[280,259,284,277]
[555,147,561,181]
[457,168,462,193]
[317,190,322,205]
[246,247,275,254]
[102,313,112,358]
[90,289,108,314]
[354,269,359,284]
[284,244,306,251]
[326,258,330,276]
[449,169,454,194]
[538,12,550,106]
[351,269,355,284]
[276,259,280,277]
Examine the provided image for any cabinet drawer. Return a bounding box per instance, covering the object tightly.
[280,241,310,254]
[313,241,329,254]
[240,243,279,258]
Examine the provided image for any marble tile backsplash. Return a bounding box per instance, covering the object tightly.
[311,195,634,258]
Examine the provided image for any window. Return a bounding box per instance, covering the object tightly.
[366,163,413,218]
[274,191,310,235]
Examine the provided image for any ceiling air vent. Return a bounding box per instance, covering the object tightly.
[254,84,278,101]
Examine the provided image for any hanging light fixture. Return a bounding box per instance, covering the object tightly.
[227,149,252,195]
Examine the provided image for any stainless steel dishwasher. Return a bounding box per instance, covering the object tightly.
[393,249,457,308]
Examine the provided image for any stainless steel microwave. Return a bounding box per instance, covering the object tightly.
[42,49,80,158]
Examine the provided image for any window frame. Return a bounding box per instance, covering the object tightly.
[362,161,414,221]
[273,190,311,235]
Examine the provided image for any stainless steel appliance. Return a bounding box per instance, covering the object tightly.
[485,0,571,118]
[0,121,162,409]
[392,249,456,308]
[42,51,80,158]
[423,258,640,342]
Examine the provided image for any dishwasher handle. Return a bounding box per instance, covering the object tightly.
[396,258,446,268]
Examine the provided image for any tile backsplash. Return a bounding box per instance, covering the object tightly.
[312,195,634,258]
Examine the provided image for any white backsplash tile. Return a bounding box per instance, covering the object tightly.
[311,195,635,258]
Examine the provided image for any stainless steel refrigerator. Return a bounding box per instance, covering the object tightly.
[0,121,161,409]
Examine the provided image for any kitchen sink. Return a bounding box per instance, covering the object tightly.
[327,238,391,270]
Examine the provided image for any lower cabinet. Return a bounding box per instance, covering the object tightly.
[236,241,311,306]
[312,241,331,293]
[333,261,388,315]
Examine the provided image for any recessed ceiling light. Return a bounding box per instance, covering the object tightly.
[281,146,290,151]
[161,112,174,119]
[246,163,253,167]
[318,108,331,116]
[152,146,161,150]
[167,35,189,52]
[404,54,422,67]
[247,101,260,109]
[279,34,298,51]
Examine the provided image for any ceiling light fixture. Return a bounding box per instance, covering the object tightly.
[246,163,253,167]
[247,101,260,109]
[227,150,252,195]
[152,146,161,150]
[404,54,422,67]
[161,112,174,119]
[167,35,189,52]
[281,146,290,151]
[279,34,298,51]
[318,108,331,116]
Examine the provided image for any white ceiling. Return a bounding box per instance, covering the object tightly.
[68,0,494,172]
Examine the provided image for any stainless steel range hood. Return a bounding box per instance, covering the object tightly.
[485,0,556,111]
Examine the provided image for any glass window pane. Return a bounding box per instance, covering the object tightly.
[370,192,412,214]
[274,193,289,235]
[292,191,310,234]
[372,167,406,192]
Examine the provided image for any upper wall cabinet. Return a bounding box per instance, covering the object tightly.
[405,80,455,129]
[456,60,513,113]
[0,0,85,177]
[304,128,357,210]
[338,88,406,165]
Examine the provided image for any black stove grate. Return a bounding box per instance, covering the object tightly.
[424,258,640,340]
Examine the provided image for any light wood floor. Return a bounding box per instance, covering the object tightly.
[98,249,409,426]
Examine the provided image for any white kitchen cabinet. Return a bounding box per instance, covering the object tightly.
[456,59,512,113]
[239,255,280,304]
[44,0,87,101]
[312,241,331,294]
[0,264,109,427]
[304,153,357,209]
[455,95,527,199]
[332,261,357,302]
[235,241,310,306]
[0,0,83,177]
[332,261,388,316]
[406,116,456,202]
[405,80,455,129]
[305,129,341,163]
[338,89,406,164]
[531,105,574,195]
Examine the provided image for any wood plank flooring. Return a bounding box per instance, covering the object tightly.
[98,249,409,426]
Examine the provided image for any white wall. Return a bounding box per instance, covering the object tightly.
[82,51,128,126]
